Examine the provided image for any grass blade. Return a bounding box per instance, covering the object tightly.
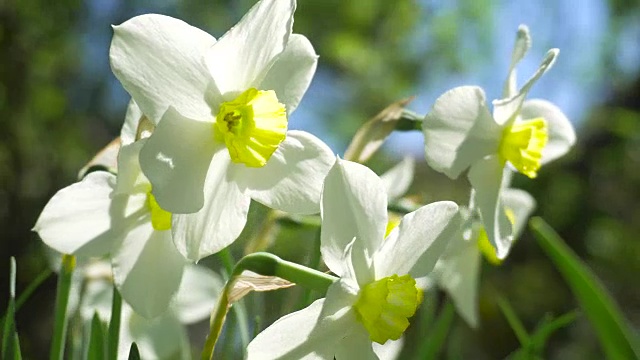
[530,217,640,359]
[2,257,22,359]
[50,254,76,360]
[87,313,106,360]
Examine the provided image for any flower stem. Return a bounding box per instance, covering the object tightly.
[50,254,76,360]
[108,286,122,360]
[201,252,338,360]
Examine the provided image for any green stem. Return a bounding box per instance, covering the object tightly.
[201,252,338,360]
[107,286,122,360]
[217,248,250,357]
[50,254,76,360]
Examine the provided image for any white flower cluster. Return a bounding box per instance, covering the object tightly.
[33,1,575,359]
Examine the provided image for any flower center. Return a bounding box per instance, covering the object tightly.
[477,208,516,265]
[214,88,287,167]
[146,192,172,231]
[354,274,423,344]
[498,117,548,178]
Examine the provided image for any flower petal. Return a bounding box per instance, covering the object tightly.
[34,172,127,257]
[114,140,151,196]
[121,100,142,146]
[171,150,250,261]
[423,86,502,179]
[432,233,481,328]
[110,14,218,123]
[503,25,532,98]
[374,201,461,279]
[335,327,377,360]
[467,157,513,259]
[237,131,334,215]
[379,157,415,202]
[112,225,187,319]
[259,34,318,114]
[247,299,336,360]
[247,280,358,360]
[206,0,295,97]
[139,107,219,214]
[521,99,576,165]
[501,188,536,240]
[372,338,404,360]
[321,158,387,282]
[174,265,224,324]
[493,49,559,125]
[119,306,190,360]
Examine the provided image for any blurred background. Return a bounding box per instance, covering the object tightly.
[1,0,639,358]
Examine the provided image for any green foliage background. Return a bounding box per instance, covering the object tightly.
[0,0,639,358]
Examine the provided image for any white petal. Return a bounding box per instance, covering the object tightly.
[520,99,576,165]
[335,327,377,360]
[501,188,536,240]
[174,265,224,324]
[119,307,189,360]
[374,201,461,279]
[79,276,113,323]
[372,338,404,360]
[237,131,334,215]
[432,234,481,328]
[503,25,531,98]
[423,86,502,179]
[380,157,415,202]
[114,140,151,196]
[139,107,219,214]
[247,299,335,360]
[320,158,387,283]
[247,280,358,360]
[206,0,295,97]
[34,172,125,257]
[121,100,142,146]
[110,14,218,123]
[493,49,559,125]
[171,150,250,261]
[112,225,187,319]
[467,157,513,259]
[259,34,318,114]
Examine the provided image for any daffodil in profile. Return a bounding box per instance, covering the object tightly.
[431,188,536,327]
[110,0,334,261]
[422,25,576,259]
[34,140,188,319]
[247,158,461,359]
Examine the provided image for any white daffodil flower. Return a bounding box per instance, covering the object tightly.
[432,188,536,327]
[110,0,334,261]
[422,25,576,259]
[34,141,188,318]
[247,158,461,359]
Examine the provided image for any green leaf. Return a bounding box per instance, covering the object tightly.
[107,287,122,360]
[530,217,640,359]
[527,310,579,354]
[50,254,76,360]
[415,299,455,359]
[127,343,140,360]
[2,257,22,360]
[496,294,530,347]
[87,313,106,360]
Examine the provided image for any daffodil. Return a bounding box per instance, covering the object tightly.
[34,141,188,318]
[246,158,461,359]
[110,0,334,261]
[431,188,536,327]
[422,25,576,258]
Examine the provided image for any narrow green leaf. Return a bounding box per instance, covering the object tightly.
[87,313,106,360]
[107,287,122,360]
[50,254,76,360]
[528,310,579,354]
[2,257,22,360]
[530,217,640,359]
[0,268,52,331]
[496,294,530,347]
[415,299,455,359]
[127,343,140,360]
